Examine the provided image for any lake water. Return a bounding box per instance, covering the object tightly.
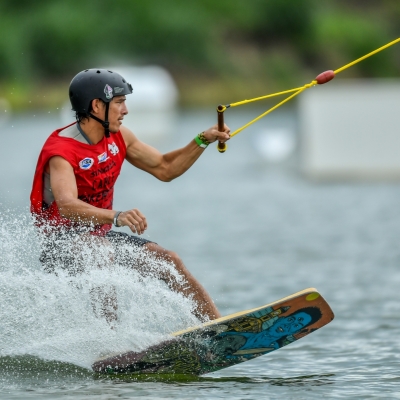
[0,109,399,399]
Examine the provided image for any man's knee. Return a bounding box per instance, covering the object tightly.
[145,243,181,262]
[144,243,188,275]
[165,250,182,265]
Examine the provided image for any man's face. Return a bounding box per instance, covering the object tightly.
[106,96,128,133]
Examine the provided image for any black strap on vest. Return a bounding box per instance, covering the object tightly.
[89,102,111,138]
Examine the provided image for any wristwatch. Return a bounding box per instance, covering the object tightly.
[113,211,122,227]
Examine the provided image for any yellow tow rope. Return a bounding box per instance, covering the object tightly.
[216,37,400,153]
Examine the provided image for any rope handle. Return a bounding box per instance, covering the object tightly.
[216,37,400,152]
[217,105,227,153]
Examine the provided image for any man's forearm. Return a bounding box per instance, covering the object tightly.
[159,139,205,182]
[57,198,115,225]
[159,125,230,181]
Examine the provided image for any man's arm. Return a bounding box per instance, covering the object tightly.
[49,156,147,233]
[121,124,230,182]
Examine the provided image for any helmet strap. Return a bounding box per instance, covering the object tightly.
[89,101,111,138]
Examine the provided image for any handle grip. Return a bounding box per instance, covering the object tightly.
[217,105,227,153]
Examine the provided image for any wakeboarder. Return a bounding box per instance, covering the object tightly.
[30,68,230,324]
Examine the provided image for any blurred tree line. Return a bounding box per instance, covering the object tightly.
[1,0,400,108]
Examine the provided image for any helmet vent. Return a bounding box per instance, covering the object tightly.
[122,79,126,83]
[96,70,101,73]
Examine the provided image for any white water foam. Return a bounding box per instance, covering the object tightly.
[0,210,200,370]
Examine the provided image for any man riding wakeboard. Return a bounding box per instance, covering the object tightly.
[30,68,230,324]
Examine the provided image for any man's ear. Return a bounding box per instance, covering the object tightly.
[91,98,104,114]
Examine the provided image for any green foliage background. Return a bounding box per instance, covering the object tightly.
[1,0,400,109]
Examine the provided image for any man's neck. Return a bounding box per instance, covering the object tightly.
[79,120,105,145]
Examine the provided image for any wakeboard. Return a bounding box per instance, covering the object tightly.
[92,288,334,376]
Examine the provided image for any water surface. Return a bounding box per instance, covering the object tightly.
[1,110,399,399]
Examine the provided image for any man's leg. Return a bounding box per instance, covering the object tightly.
[106,231,221,322]
[143,242,221,322]
[40,232,119,326]
[90,285,118,326]
[84,234,118,326]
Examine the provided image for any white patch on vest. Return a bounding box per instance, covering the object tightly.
[58,124,89,144]
[79,157,94,170]
[108,142,119,156]
[98,152,109,163]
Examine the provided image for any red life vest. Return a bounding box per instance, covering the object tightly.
[30,123,126,235]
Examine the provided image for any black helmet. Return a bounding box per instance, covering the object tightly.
[69,68,133,137]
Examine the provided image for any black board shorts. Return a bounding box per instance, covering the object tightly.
[40,230,154,275]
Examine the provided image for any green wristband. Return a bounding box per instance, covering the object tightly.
[194,133,208,148]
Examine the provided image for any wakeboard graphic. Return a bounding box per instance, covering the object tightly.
[93,288,334,376]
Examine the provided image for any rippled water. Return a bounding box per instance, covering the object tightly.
[1,110,400,398]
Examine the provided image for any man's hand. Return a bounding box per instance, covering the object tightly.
[202,123,231,144]
[117,208,147,235]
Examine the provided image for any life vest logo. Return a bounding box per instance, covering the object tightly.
[104,84,113,100]
[97,151,109,163]
[79,157,94,170]
[108,142,119,156]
